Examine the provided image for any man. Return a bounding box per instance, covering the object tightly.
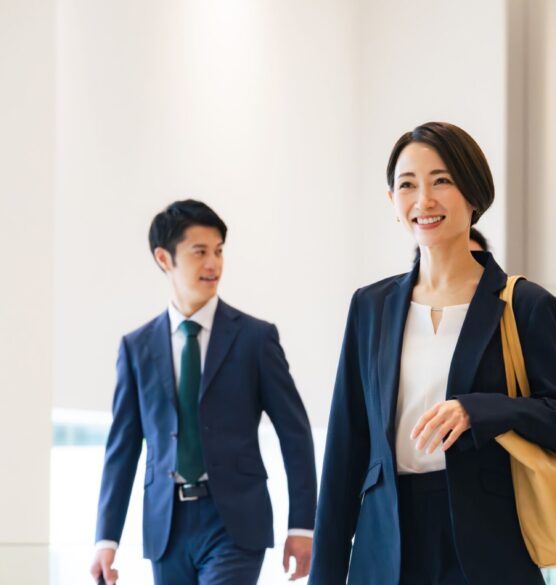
[90,200,317,585]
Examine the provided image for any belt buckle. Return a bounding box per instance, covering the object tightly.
[179,484,199,502]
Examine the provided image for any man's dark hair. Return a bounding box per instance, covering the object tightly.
[387,122,495,225]
[413,227,490,264]
[148,199,227,261]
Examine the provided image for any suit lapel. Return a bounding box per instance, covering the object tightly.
[378,265,419,448]
[148,312,178,410]
[200,300,241,400]
[377,252,508,449]
[445,253,507,398]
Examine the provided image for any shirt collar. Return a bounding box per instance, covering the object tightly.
[168,295,219,334]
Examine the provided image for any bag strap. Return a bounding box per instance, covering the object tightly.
[499,275,530,398]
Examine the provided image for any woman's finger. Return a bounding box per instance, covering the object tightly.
[442,424,465,451]
[411,403,441,440]
[426,422,453,454]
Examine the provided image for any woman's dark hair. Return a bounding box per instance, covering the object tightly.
[468,227,489,252]
[387,122,494,225]
[413,227,490,263]
[148,199,227,262]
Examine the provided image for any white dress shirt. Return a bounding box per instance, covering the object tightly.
[395,301,469,474]
[168,294,218,381]
[97,295,311,550]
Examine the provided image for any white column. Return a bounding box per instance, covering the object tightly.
[524,0,556,292]
[0,1,55,583]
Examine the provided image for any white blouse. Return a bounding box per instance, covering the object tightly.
[395,301,469,474]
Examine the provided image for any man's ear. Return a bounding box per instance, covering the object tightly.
[154,247,173,273]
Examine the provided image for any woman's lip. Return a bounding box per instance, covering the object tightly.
[413,217,445,230]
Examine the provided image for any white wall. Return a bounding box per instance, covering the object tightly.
[54,1,511,428]
[0,1,54,582]
[55,0,362,426]
[358,0,508,282]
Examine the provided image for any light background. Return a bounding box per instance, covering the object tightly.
[1,0,556,582]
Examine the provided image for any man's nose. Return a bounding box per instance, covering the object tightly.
[204,254,219,269]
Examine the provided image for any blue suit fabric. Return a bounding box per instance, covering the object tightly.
[151,493,265,585]
[95,299,317,562]
[309,252,555,585]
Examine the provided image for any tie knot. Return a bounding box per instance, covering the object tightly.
[180,320,202,337]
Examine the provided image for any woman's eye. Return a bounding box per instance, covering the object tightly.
[434,177,452,185]
[399,181,413,189]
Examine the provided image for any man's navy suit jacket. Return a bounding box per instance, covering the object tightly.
[309,252,556,585]
[95,299,317,560]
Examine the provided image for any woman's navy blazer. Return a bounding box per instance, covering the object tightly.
[309,252,556,585]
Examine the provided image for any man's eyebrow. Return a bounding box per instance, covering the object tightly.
[190,242,224,249]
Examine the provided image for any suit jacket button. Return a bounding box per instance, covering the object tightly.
[170,432,178,439]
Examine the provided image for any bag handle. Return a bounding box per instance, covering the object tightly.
[499,275,530,398]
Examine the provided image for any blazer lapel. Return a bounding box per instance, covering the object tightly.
[378,265,419,448]
[200,300,240,400]
[446,253,507,398]
[148,312,178,410]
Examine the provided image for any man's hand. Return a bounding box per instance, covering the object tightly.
[283,535,312,581]
[411,399,471,453]
[90,548,118,585]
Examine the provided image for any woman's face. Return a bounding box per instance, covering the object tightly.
[388,142,475,249]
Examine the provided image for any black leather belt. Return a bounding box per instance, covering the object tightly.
[177,481,209,502]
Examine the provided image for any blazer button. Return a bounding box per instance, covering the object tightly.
[170,432,178,439]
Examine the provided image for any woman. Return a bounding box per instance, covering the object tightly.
[308,122,556,585]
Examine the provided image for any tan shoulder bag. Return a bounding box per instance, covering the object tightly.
[495,275,556,567]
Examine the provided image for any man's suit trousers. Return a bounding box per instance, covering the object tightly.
[151,489,265,585]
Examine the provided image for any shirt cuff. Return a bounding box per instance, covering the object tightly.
[287,529,314,538]
[95,540,118,551]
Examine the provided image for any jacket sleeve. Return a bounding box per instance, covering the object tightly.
[95,337,144,544]
[457,285,556,451]
[309,292,371,585]
[258,323,318,531]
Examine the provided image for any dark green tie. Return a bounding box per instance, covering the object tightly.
[177,320,205,482]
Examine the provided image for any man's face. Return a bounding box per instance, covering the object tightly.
[155,225,224,310]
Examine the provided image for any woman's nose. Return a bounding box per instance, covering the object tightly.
[416,186,435,209]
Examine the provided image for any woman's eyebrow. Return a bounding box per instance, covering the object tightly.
[396,169,449,179]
